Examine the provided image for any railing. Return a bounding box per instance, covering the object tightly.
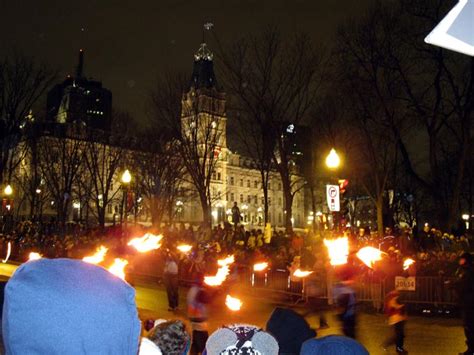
[231,266,459,307]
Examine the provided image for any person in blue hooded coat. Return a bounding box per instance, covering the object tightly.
[2,258,141,355]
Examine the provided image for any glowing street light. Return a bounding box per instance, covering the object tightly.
[4,184,13,196]
[325,148,340,169]
[121,169,132,184]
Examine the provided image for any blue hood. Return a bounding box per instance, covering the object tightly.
[2,258,141,355]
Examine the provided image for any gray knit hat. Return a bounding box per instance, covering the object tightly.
[205,324,279,355]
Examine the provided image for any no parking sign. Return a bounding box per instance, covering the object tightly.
[326,185,340,212]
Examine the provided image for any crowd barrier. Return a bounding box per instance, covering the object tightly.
[227,267,459,307]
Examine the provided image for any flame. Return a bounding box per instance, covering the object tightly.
[82,246,108,264]
[253,262,268,272]
[204,265,231,286]
[324,237,349,266]
[217,255,235,266]
[177,244,192,253]
[128,233,163,253]
[403,258,415,270]
[226,294,242,311]
[28,252,42,261]
[293,269,313,278]
[107,258,128,280]
[356,246,384,269]
[2,242,11,263]
[204,255,235,286]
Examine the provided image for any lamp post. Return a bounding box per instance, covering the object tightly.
[3,184,13,233]
[121,170,132,232]
[325,148,342,231]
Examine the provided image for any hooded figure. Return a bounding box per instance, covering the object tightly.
[265,307,316,355]
[2,258,141,355]
[301,335,369,355]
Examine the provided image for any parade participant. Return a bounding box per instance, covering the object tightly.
[303,259,329,329]
[382,290,408,354]
[333,276,357,339]
[454,252,474,355]
[301,335,369,355]
[140,319,191,355]
[2,258,141,354]
[187,273,212,355]
[163,251,179,311]
[266,307,316,354]
[204,324,278,355]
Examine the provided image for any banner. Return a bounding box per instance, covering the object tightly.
[326,185,340,212]
[395,276,416,291]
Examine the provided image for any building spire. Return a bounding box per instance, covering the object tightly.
[76,49,84,78]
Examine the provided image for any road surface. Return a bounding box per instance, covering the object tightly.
[0,263,467,354]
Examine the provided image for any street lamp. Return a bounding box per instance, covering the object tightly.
[121,170,132,232]
[3,184,14,233]
[4,185,13,196]
[325,148,341,169]
[121,170,132,184]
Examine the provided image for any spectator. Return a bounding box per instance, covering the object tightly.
[140,319,190,355]
[205,324,278,355]
[2,258,141,354]
[266,307,316,354]
[301,335,369,355]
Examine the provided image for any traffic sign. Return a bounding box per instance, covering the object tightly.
[326,185,340,212]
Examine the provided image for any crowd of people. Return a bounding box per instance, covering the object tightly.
[0,218,473,353]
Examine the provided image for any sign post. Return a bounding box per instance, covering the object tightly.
[326,185,340,212]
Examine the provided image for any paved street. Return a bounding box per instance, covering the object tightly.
[0,264,467,354]
[136,280,466,355]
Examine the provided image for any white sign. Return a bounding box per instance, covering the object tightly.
[395,276,416,291]
[326,185,340,212]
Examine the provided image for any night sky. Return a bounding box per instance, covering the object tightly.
[1,0,372,127]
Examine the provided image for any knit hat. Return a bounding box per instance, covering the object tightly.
[266,307,316,354]
[2,258,141,355]
[147,320,190,355]
[205,324,278,355]
[300,335,369,355]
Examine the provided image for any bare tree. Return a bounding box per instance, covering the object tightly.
[0,52,56,185]
[150,65,225,232]
[133,137,187,227]
[82,132,124,228]
[37,126,84,228]
[215,28,325,233]
[336,0,474,230]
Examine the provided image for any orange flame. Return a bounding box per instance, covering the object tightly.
[356,246,384,269]
[204,255,235,286]
[253,262,268,272]
[217,255,235,267]
[28,252,42,261]
[107,258,128,280]
[293,269,313,278]
[324,237,349,266]
[403,258,415,270]
[82,246,108,264]
[128,233,163,253]
[226,294,243,311]
[177,244,192,253]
